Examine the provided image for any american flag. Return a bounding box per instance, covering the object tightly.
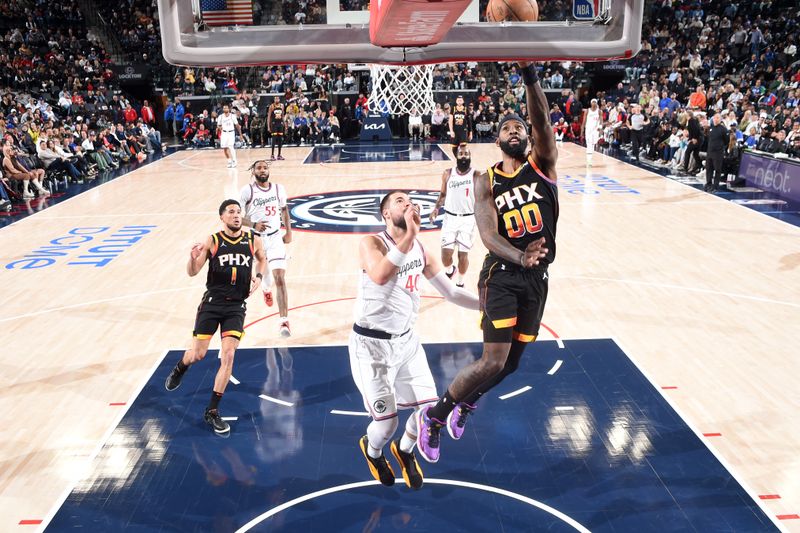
[200,0,253,26]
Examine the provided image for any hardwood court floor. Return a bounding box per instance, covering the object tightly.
[0,142,798,531]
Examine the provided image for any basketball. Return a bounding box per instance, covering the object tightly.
[486,0,539,22]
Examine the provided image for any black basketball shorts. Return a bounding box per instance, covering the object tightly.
[193,297,247,341]
[478,255,549,343]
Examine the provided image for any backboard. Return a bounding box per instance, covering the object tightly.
[159,0,644,67]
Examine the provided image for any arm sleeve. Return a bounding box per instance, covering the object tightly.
[427,270,480,310]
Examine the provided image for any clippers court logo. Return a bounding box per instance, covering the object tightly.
[287,190,442,233]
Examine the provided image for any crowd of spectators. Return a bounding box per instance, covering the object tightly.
[0,0,165,210]
[580,0,800,173]
[4,0,800,211]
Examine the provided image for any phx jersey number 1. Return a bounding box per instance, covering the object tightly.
[489,158,558,264]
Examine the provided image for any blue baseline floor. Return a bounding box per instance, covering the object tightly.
[46,339,777,532]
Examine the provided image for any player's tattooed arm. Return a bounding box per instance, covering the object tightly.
[474,171,528,266]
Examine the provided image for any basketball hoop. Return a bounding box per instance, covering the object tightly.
[367,64,435,116]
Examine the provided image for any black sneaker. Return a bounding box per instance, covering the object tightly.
[359,435,395,486]
[390,439,423,489]
[165,366,184,391]
[204,408,230,434]
[445,266,456,279]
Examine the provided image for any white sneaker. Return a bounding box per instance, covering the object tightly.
[279,320,291,338]
[231,161,237,167]
[226,161,233,168]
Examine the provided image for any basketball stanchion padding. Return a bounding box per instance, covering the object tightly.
[369,0,474,47]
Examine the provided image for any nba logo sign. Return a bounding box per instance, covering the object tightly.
[572,0,597,20]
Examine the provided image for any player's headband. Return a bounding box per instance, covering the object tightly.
[497,113,529,134]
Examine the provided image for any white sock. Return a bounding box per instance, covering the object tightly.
[367,416,399,456]
[456,274,464,285]
[230,147,237,162]
[400,412,418,453]
[261,269,273,291]
[367,443,382,459]
[280,316,288,323]
[400,433,416,453]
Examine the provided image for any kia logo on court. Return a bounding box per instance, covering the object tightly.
[287,190,441,233]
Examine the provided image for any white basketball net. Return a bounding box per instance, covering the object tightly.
[368,64,435,116]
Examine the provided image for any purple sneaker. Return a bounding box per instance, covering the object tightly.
[416,406,444,463]
[446,403,475,440]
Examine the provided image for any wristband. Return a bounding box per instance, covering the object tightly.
[521,64,540,86]
[386,247,407,267]
[519,251,526,268]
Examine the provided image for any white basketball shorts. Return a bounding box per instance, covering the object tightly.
[348,329,438,420]
[220,131,235,149]
[441,214,476,250]
[261,230,288,271]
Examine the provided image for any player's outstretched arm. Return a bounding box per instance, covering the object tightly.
[474,171,530,266]
[422,250,479,310]
[187,234,213,276]
[520,62,558,180]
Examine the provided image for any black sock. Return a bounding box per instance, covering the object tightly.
[427,390,457,422]
[176,359,189,374]
[208,391,223,411]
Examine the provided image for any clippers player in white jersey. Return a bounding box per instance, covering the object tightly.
[240,160,293,337]
[581,99,602,166]
[350,190,479,490]
[217,104,241,168]
[429,143,476,288]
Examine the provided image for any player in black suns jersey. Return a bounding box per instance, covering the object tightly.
[165,199,267,435]
[448,95,473,156]
[417,63,557,463]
